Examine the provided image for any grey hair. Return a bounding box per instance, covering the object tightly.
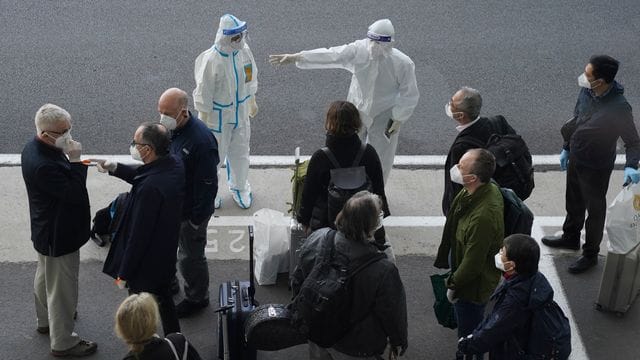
[34,103,71,134]
[457,87,482,120]
[335,191,382,243]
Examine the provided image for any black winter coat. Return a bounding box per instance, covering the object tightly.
[292,228,408,357]
[462,272,555,359]
[566,81,640,170]
[297,133,389,229]
[442,116,515,216]
[103,155,185,290]
[21,138,90,257]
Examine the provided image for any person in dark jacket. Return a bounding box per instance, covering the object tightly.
[21,103,97,357]
[457,234,571,360]
[442,87,515,216]
[116,293,202,360]
[542,55,640,274]
[99,122,185,335]
[158,88,219,318]
[292,191,407,359]
[297,100,389,244]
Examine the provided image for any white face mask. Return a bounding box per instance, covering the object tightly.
[130,145,143,162]
[160,113,178,131]
[445,103,454,119]
[578,73,593,89]
[53,132,73,150]
[449,164,466,185]
[494,252,506,272]
[368,40,391,58]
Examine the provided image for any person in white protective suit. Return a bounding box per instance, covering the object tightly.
[269,19,419,184]
[193,13,258,209]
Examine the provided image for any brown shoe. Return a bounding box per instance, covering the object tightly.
[51,339,97,357]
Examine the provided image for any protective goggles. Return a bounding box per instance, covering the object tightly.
[366,31,392,42]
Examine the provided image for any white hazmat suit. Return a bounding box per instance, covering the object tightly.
[270,19,419,183]
[193,14,258,209]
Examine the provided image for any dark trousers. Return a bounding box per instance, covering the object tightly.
[178,217,211,303]
[562,159,612,257]
[129,283,180,335]
[454,300,485,360]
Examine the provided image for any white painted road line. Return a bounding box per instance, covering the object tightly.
[0,154,627,167]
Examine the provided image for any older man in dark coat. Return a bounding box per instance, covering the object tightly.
[100,122,185,335]
[21,103,97,357]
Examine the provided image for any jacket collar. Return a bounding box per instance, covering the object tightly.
[133,155,175,181]
[171,111,194,139]
[325,133,361,149]
[34,136,67,159]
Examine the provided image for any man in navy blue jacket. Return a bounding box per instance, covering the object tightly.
[542,55,640,274]
[158,88,219,317]
[100,123,185,335]
[22,104,97,357]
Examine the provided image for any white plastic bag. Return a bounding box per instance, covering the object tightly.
[253,208,290,285]
[606,184,640,254]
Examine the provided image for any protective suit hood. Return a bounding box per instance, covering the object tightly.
[215,14,248,52]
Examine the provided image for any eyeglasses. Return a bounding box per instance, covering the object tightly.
[43,128,70,136]
[130,140,151,148]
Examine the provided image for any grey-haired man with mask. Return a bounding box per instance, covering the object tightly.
[441,87,515,216]
[22,103,97,357]
[158,88,219,317]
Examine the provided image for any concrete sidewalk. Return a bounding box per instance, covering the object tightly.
[0,165,636,359]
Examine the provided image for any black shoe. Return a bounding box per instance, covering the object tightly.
[175,299,209,318]
[568,256,598,274]
[541,235,580,250]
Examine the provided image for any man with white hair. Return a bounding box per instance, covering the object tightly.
[269,19,420,184]
[21,104,97,357]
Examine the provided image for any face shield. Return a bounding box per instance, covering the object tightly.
[214,14,248,52]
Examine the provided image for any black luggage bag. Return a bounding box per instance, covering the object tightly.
[216,225,258,360]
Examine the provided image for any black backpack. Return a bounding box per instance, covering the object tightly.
[515,300,571,360]
[290,230,386,348]
[498,185,534,236]
[461,116,535,201]
[322,144,372,224]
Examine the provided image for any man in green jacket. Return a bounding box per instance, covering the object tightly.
[434,148,504,359]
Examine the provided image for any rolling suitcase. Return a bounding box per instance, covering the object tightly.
[289,147,307,281]
[595,242,640,316]
[216,225,258,360]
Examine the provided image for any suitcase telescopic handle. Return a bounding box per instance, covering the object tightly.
[248,225,256,303]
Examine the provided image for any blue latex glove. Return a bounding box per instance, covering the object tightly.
[624,167,640,185]
[559,149,569,171]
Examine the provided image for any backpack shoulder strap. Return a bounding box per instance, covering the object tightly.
[352,143,367,167]
[321,147,341,169]
[163,337,180,360]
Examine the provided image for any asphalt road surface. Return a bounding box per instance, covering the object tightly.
[1,0,640,155]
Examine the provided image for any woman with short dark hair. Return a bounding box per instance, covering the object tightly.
[297,101,389,242]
